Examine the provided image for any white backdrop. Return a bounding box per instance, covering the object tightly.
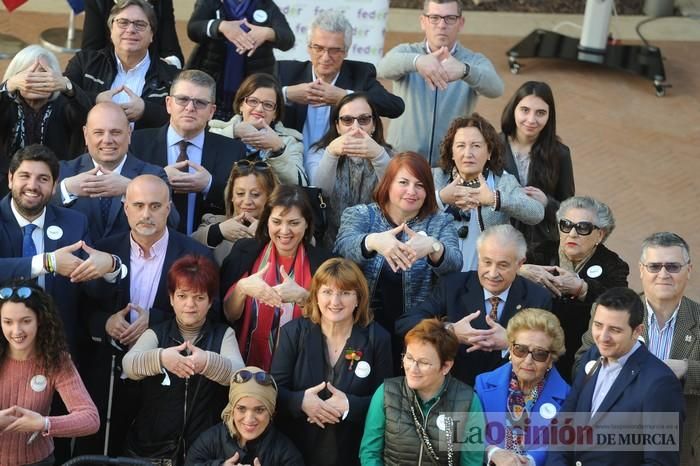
[272,0,389,65]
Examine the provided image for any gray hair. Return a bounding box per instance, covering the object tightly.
[308,10,353,51]
[556,196,616,241]
[171,69,216,101]
[3,45,62,102]
[108,0,158,35]
[640,232,691,264]
[477,224,527,261]
[423,0,463,15]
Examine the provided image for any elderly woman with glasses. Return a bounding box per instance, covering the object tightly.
[360,318,485,465]
[193,160,279,265]
[475,308,569,466]
[186,366,304,465]
[209,73,306,185]
[518,196,629,380]
[270,258,392,466]
[0,283,99,466]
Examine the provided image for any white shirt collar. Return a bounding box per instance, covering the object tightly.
[483,287,511,303]
[311,68,340,86]
[91,154,128,175]
[114,51,151,74]
[167,125,205,150]
[10,199,46,229]
[425,40,458,55]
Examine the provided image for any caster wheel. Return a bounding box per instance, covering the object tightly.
[654,85,666,97]
[510,62,521,75]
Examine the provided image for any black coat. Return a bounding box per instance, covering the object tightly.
[395,271,552,386]
[270,318,392,466]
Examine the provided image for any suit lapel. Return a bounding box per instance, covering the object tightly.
[502,278,527,323]
[591,351,643,424]
[306,323,326,386]
[0,197,23,256]
[335,62,352,90]
[670,297,698,359]
[460,274,487,327]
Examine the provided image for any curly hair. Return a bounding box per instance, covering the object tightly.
[0,282,69,375]
[438,113,504,176]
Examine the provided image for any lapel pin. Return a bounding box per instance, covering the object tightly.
[685,335,693,343]
[516,304,522,310]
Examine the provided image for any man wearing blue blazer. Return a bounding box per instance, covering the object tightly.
[546,287,685,466]
[396,225,551,385]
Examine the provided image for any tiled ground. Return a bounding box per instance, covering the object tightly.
[1,10,698,299]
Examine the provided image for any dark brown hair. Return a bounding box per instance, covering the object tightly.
[373,152,438,220]
[256,185,315,244]
[439,113,504,175]
[233,73,285,125]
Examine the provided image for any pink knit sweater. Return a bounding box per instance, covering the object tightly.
[0,356,100,466]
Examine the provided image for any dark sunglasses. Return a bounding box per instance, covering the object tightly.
[234,160,272,172]
[558,219,600,236]
[641,262,689,274]
[338,114,373,126]
[511,343,551,362]
[0,286,33,300]
[232,369,278,391]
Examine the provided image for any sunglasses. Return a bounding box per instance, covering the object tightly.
[234,160,272,172]
[558,219,600,236]
[0,286,33,300]
[511,343,551,362]
[338,114,373,126]
[641,262,689,274]
[232,369,278,391]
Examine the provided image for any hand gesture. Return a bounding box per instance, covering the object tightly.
[80,166,131,198]
[224,452,262,466]
[438,175,465,207]
[63,166,100,198]
[185,341,208,374]
[166,161,212,193]
[403,225,436,260]
[365,224,416,272]
[463,173,494,208]
[119,304,149,347]
[490,448,530,466]
[0,407,19,431]
[518,264,560,296]
[522,186,547,206]
[106,303,131,341]
[285,82,315,105]
[339,127,384,159]
[219,213,255,242]
[547,266,583,297]
[451,310,481,346]
[219,20,257,55]
[415,47,450,90]
[467,314,508,353]
[272,265,308,304]
[239,120,284,151]
[441,53,468,82]
[308,79,346,106]
[96,86,124,104]
[119,86,145,121]
[325,382,349,417]
[1,406,44,434]
[301,382,342,428]
[238,263,282,307]
[69,243,114,282]
[53,240,85,277]
[233,120,260,138]
[6,61,46,96]
[161,341,195,378]
[244,21,273,57]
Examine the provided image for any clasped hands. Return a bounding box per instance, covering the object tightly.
[415,46,468,90]
[450,310,508,353]
[439,173,493,211]
[0,405,44,434]
[327,127,383,159]
[238,263,308,308]
[365,223,438,272]
[519,264,584,298]
[220,19,271,57]
[301,381,349,428]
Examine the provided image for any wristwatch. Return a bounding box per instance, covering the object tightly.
[431,240,441,253]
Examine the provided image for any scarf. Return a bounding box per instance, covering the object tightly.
[221,0,257,114]
[10,98,53,157]
[505,369,546,455]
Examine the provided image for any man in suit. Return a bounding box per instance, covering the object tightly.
[276,10,404,180]
[130,69,245,234]
[0,144,118,354]
[574,232,699,466]
[396,224,551,385]
[57,101,177,240]
[548,287,685,466]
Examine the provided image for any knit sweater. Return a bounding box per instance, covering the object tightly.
[0,356,99,466]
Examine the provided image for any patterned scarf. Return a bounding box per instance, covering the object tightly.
[10,98,53,157]
[505,369,546,455]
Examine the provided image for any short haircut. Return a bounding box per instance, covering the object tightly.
[557,196,616,241]
[640,231,690,264]
[309,10,353,51]
[506,308,566,360]
[9,144,60,183]
[405,318,459,366]
[477,224,527,261]
[233,73,285,125]
[256,185,315,244]
[167,255,220,301]
[423,0,463,15]
[171,69,216,102]
[108,0,158,35]
[304,258,372,327]
[223,163,279,217]
[3,45,62,101]
[595,287,644,329]
[439,112,504,175]
[373,152,438,221]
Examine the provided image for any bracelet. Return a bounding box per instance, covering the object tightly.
[43,416,50,435]
[492,190,501,211]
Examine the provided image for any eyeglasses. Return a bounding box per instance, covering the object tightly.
[244,96,277,112]
[422,14,461,25]
[234,160,272,173]
[308,43,345,57]
[112,18,150,32]
[232,369,278,391]
[338,114,373,126]
[558,219,600,236]
[401,353,434,371]
[641,262,689,274]
[319,288,357,299]
[511,343,551,362]
[170,95,211,110]
[0,286,33,300]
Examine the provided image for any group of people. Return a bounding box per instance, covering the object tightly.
[0,0,696,466]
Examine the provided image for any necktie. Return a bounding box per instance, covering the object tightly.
[177,140,190,172]
[22,224,37,257]
[100,196,112,225]
[173,140,190,231]
[488,296,500,321]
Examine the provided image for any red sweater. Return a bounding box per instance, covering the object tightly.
[0,356,100,466]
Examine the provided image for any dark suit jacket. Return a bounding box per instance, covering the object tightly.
[395,271,552,385]
[271,318,392,465]
[276,59,405,133]
[56,153,178,240]
[129,125,246,232]
[547,344,685,466]
[0,195,90,353]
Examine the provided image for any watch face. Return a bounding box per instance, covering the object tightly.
[432,242,441,252]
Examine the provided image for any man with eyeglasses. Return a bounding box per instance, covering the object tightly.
[573,231,699,465]
[130,70,246,234]
[56,102,178,240]
[276,10,404,180]
[377,0,504,165]
[396,225,551,386]
[64,0,179,129]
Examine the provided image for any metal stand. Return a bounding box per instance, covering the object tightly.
[0,32,26,59]
[506,0,670,96]
[40,10,83,54]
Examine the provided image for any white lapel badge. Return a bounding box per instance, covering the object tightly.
[685,335,693,343]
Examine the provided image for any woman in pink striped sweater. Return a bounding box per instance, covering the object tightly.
[0,283,99,466]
